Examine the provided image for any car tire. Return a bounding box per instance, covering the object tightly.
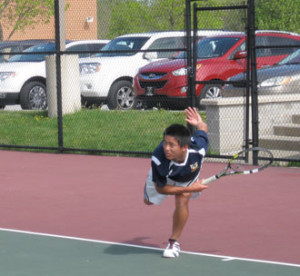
[198,84,222,109]
[107,80,137,110]
[20,81,47,110]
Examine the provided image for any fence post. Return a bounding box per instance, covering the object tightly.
[54,0,66,153]
[248,0,259,164]
[185,0,194,108]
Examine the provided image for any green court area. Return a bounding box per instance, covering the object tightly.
[0,229,299,276]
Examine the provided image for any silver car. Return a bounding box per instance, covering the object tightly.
[222,48,300,97]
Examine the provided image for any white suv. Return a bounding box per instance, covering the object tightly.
[79,31,229,110]
[0,39,109,110]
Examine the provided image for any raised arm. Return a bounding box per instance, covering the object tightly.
[184,107,208,133]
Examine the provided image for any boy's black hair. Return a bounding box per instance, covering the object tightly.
[163,124,191,147]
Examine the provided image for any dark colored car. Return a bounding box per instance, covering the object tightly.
[0,40,53,63]
[133,31,300,109]
[222,48,300,97]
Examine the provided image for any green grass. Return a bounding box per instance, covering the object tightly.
[1,109,300,166]
[0,111,57,146]
[0,109,202,155]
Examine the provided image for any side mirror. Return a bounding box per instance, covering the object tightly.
[144,51,158,61]
[233,50,247,60]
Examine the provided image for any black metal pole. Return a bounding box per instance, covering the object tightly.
[185,0,195,134]
[248,0,259,164]
[185,0,194,108]
[54,0,64,152]
[244,0,251,160]
[191,3,198,109]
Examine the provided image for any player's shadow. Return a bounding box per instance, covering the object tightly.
[104,237,161,255]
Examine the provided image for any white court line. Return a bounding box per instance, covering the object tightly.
[0,227,299,268]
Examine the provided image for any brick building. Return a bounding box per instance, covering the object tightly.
[2,0,98,41]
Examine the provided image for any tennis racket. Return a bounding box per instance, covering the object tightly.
[202,147,273,185]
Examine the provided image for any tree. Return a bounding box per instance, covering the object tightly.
[104,0,245,38]
[0,0,55,41]
[145,0,186,31]
[97,0,112,39]
[108,0,150,38]
[255,0,300,33]
[219,0,246,31]
[97,0,300,39]
[100,0,187,38]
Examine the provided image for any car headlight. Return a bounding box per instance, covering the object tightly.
[172,64,203,76]
[0,72,16,82]
[79,63,101,75]
[172,68,187,76]
[260,76,292,87]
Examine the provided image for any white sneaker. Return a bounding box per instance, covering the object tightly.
[162,240,180,258]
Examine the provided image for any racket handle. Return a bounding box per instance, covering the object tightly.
[202,175,217,185]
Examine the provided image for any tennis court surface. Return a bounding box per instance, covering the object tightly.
[0,150,299,275]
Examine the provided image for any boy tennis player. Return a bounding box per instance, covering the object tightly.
[144,107,209,258]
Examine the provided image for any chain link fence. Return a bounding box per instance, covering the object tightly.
[0,0,299,165]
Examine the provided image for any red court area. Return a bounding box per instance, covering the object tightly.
[0,150,299,265]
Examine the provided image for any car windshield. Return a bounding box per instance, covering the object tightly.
[278,49,300,65]
[95,37,149,57]
[175,36,241,59]
[9,43,56,62]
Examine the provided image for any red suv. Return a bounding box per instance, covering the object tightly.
[134,31,300,109]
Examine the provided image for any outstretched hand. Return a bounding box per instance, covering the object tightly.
[188,179,208,193]
[184,107,208,132]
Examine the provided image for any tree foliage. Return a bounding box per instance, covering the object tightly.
[98,0,300,39]
[0,0,55,40]
[108,0,150,37]
[99,0,248,39]
[255,0,300,33]
[143,0,186,31]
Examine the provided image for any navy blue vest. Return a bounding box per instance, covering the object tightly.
[151,130,209,187]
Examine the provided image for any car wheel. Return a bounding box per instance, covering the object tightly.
[20,81,47,110]
[198,84,222,109]
[107,80,137,110]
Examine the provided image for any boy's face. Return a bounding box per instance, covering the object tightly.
[163,135,188,163]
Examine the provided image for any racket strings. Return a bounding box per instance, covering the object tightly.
[230,149,272,172]
[230,151,251,172]
[230,162,248,172]
[250,149,273,169]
